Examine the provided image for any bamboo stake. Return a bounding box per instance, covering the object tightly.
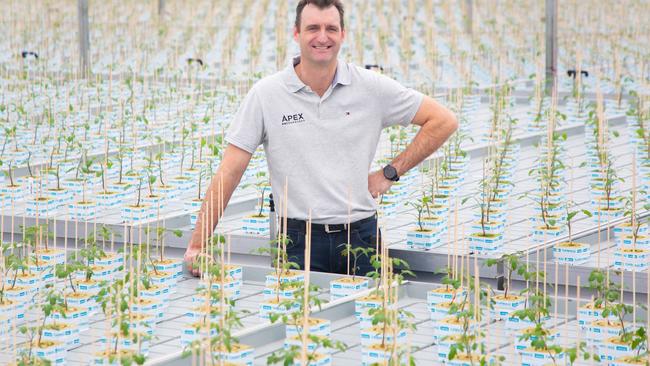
[22,214,26,272]
[212,176,218,261]
[123,221,128,271]
[459,249,465,291]
[11,278,16,362]
[452,198,459,279]
[10,199,14,245]
[565,263,569,322]
[632,153,637,328]
[474,252,479,322]
[300,210,312,366]
[486,285,491,328]
[535,247,539,294]
[347,187,351,276]
[576,275,581,363]
[219,224,227,366]
[553,259,558,327]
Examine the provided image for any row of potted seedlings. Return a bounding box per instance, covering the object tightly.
[181,234,252,365]
[266,237,342,366]
[468,113,519,255]
[576,269,650,365]
[353,246,415,365]
[0,222,184,365]
[405,124,472,250]
[431,248,650,365]
[1,133,222,224]
[0,79,227,220]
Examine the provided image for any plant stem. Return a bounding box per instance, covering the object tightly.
[68,274,76,293]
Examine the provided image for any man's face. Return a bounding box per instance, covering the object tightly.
[294,4,345,66]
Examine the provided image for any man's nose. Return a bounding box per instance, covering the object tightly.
[317,27,328,42]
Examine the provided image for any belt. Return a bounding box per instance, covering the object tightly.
[282,214,377,234]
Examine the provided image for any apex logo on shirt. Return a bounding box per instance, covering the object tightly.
[281,113,306,126]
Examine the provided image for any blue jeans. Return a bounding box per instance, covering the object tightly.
[285,215,381,275]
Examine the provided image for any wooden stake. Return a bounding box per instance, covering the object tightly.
[474,252,479,322]
[553,259,558,326]
[564,262,569,322]
[63,220,68,269]
[347,187,351,276]
[647,268,649,362]
[301,210,312,366]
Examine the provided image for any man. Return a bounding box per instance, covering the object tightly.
[184,0,458,276]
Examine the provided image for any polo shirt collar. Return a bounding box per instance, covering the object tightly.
[284,55,351,93]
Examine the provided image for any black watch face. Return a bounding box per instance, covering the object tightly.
[384,165,398,181]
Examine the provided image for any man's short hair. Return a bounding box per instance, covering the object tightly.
[295,0,345,31]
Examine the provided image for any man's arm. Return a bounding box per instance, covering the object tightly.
[184,144,252,275]
[368,96,458,197]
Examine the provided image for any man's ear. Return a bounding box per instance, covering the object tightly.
[293,26,300,42]
[341,28,346,42]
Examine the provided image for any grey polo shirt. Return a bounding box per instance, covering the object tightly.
[226,56,424,224]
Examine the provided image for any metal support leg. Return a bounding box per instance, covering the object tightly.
[77,0,90,77]
[496,260,505,291]
[464,0,473,35]
[158,0,165,16]
[545,0,557,95]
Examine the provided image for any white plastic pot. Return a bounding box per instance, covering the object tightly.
[354,295,384,321]
[180,321,217,347]
[265,271,304,287]
[427,287,467,306]
[361,343,404,366]
[258,298,300,320]
[212,343,254,366]
[33,341,67,365]
[242,214,270,235]
[491,294,526,319]
[614,248,650,271]
[329,277,370,300]
[588,320,629,344]
[553,242,591,264]
[597,337,634,363]
[121,204,153,223]
[360,325,407,346]
[520,347,565,366]
[468,233,504,254]
[406,228,442,250]
[42,322,80,349]
[286,318,331,338]
[532,225,565,243]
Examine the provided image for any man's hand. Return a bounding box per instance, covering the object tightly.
[183,244,202,277]
[368,170,393,198]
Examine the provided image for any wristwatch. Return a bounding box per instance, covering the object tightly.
[383,164,400,182]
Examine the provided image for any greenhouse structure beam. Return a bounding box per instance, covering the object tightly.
[545,0,558,94]
[77,0,90,77]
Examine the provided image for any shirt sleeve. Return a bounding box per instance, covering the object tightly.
[375,74,424,128]
[225,85,265,154]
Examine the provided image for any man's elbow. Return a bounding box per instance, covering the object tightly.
[446,111,459,134]
[437,109,458,136]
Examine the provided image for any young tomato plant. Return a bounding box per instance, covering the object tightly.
[339,243,374,280]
